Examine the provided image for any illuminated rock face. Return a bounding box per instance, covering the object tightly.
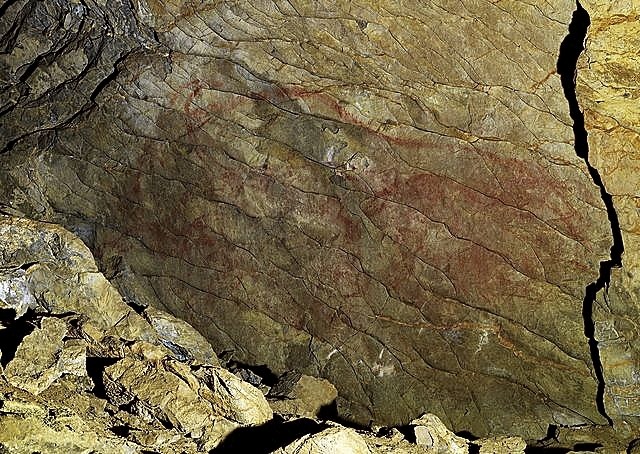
[577,0,640,430]
[1,0,634,440]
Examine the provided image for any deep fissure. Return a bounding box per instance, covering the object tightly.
[556,1,625,425]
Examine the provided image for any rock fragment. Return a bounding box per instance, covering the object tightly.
[411,414,469,454]
[277,426,371,454]
[269,374,338,419]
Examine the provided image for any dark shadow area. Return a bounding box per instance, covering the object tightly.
[315,399,370,431]
[316,399,339,421]
[456,430,479,441]
[574,442,603,451]
[124,298,146,315]
[210,415,326,454]
[86,356,120,399]
[556,0,623,426]
[108,425,130,437]
[525,448,571,453]
[0,308,38,366]
[221,354,279,387]
[0,308,17,323]
[395,424,417,444]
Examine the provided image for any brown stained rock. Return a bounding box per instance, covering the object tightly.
[0,0,624,439]
[269,374,338,418]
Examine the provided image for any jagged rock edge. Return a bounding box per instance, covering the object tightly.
[556,0,625,426]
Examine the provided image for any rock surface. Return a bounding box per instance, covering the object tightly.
[0,0,636,444]
[576,0,640,434]
[276,427,372,454]
[0,215,271,452]
[0,214,541,453]
[269,374,338,418]
[412,414,469,454]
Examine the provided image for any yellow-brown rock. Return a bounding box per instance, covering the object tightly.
[577,0,640,431]
[1,0,638,445]
[0,215,271,452]
[276,426,372,454]
[269,374,338,418]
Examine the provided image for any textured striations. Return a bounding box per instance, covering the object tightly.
[0,0,626,439]
[577,0,640,432]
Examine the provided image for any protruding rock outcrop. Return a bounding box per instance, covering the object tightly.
[0,0,618,438]
[0,215,271,452]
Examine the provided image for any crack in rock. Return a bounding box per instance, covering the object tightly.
[556,0,625,426]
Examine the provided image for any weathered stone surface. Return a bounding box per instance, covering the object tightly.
[276,426,371,454]
[576,0,640,430]
[269,374,338,418]
[412,414,468,454]
[4,317,87,395]
[474,436,526,454]
[103,341,271,437]
[0,0,630,441]
[144,305,220,365]
[0,215,270,451]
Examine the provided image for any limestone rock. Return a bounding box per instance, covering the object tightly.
[0,0,633,442]
[361,428,427,454]
[277,427,371,454]
[474,436,526,454]
[269,374,338,418]
[411,414,469,454]
[0,215,270,451]
[4,317,70,395]
[575,0,640,430]
[193,364,273,426]
[144,305,220,365]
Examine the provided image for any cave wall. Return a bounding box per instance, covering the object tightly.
[1,0,636,440]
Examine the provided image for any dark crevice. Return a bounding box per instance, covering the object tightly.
[525,448,571,454]
[0,308,38,366]
[574,442,603,451]
[86,356,120,399]
[210,415,327,454]
[0,47,135,156]
[108,425,131,437]
[88,50,131,104]
[220,353,279,387]
[628,438,640,454]
[556,0,624,426]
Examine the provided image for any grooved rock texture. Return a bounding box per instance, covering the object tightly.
[0,0,630,441]
[577,1,640,431]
